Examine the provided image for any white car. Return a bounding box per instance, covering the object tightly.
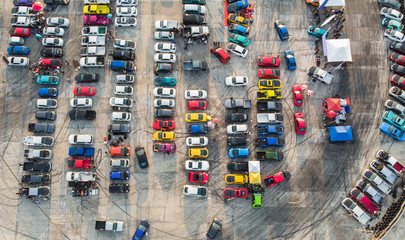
[42,37,64,47]
[154,87,176,98]
[116,75,135,83]
[154,42,176,53]
[110,159,130,168]
[43,27,65,37]
[384,29,405,42]
[185,160,209,171]
[115,17,137,27]
[154,31,175,41]
[154,99,175,108]
[10,17,30,27]
[380,7,403,21]
[184,90,207,99]
[23,136,54,147]
[46,17,70,27]
[227,124,248,135]
[225,76,248,86]
[114,39,136,50]
[111,112,132,121]
[362,169,391,194]
[183,185,207,197]
[9,36,24,45]
[70,98,92,108]
[68,134,94,145]
[7,57,29,66]
[183,4,206,15]
[117,0,138,7]
[114,86,133,95]
[341,198,371,225]
[226,43,248,58]
[154,53,176,63]
[186,137,208,147]
[11,6,33,16]
[110,97,133,108]
[37,99,57,109]
[117,7,137,17]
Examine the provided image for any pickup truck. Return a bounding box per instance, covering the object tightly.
[224,99,251,109]
[257,90,282,100]
[68,147,95,157]
[81,36,106,46]
[22,136,54,147]
[82,26,107,36]
[22,162,52,172]
[69,110,96,120]
[109,61,135,72]
[83,15,109,25]
[155,20,180,30]
[109,184,130,193]
[84,0,110,4]
[257,100,283,111]
[80,57,105,67]
[80,46,105,56]
[307,66,334,84]
[256,150,283,161]
[68,159,95,169]
[11,6,34,16]
[24,149,51,160]
[28,123,55,133]
[183,26,209,37]
[257,137,285,147]
[257,113,283,124]
[183,59,208,71]
[10,17,31,27]
[257,125,283,135]
[66,172,96,182]
[95,220,124,231]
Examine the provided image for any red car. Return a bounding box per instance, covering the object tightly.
[257,57,280,67]
[67,159,94,169]
[39,59,62,68]
[153,120,175,130]
[188,100,207,110]
[223,188,248,198]
[257,68,280,78]
[390,74,405,90]
[210,44,230,63]
[188,172,209,183]
[153,142,176,153]
[292,85,303,106]
[390,52,405,66]
[349,188,379,216]
[294,112,306,135]
[74,86,96,96]
[9,27,31,37]
[264,170,291,188]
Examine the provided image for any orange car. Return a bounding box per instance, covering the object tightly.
[110,147,130,156]
[306,0,319,6]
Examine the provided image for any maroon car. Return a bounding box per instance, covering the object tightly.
[223,188,248,198]
[257,68,280,78]
[39,59,62,68]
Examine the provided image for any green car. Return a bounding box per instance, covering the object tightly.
[228,33,250,47]
[382,110,405,131]
[252,187,263,208]
[382,18,404,31]
[182,0,206,5]
[154,76,176,86]
[8,36,24,45]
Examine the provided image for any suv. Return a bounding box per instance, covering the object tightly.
[210,44,230,63]
[135,146,148,168]
[109,183,129,193]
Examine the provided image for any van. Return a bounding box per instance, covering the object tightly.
[110,159,130,168]
[68,134,94,145]
[111,112,131,121]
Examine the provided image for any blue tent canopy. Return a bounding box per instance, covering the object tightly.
[329,125,353,142]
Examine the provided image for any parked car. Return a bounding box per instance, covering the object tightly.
[264,170,291,188]
[227,124,247,134]
[8,36,24,45]
[185,113,208,122]
[13,0,35,7]
[384,29,405,42]
[376,150,404,174]
[38,88,58,97]
[110,97,133,108]
[153,120,175,130]
[75,73,99,83]
[154,53,176,63]
[116,75,135,83]
[285,50,297,70]
[385,100,405,117]
[382,110,405,131]
[114,86,134,95]
[109,184,130,193]
[112,112,131,122]
[188,148,209,158]
[227,0,249,13]
[228,23,250,36]
[132,219,150,240]
[154,99,175,108]
[258,68,280,78]
[74,86,96,96]
[154,42,176,53]
[226,113,248,122]
[110,171,130,180]
[117,0,138,6]
[293,85,303,106]
[228,148,249,158]
[227,162,248,172]
[380,7,403,21]
[35,111,56,121]
[379,122,405,141]
[154,63,173,74]
[228,33,249,47]
[356,180,384,206]
[152,131,176,141]
[258,125,283,135]
[258,79,282,89]
[390,52,405,66]
[294,113,306,135]
[184,90,207,99]
[7,46,29,55]
[46,17,70,27]
[349,188,379,216]
[226,43,248,58]
[227,13,250,27]
[362,169,392,194]
[183,185,207,197]
[114,39,136,50]
[341,198,372,225]
[183,4,206,15]
[68,134,93,145]
[135,146,149,168]
[154,31,174,41]
[210,44,231,63]
[183,14,206,25]
[110,147,130,156]
[108,124,131,135]
[225,174,248,184]
[43,27,65,36]
[9,27,31,37]
[22,136,54,147]
[186,137,208,147]
[370,160,398,184]
[390,74,405,90]
[37,99,57,108]
[115,17,137,27]
[41,48,63,57]
[382,18,404,31]
[206,218,222,239]
[188,172,208,183]
[378,0,401,9]
[189,124,209,134]
[117,6,137,17]
[389,86,405,104]
[185,160,209,171]
[307,26,327,38]
[7,57,29,66]
[153,142,176,153]
[38,58,62,68]
[274,20,289,40]
[42,37,64,47]
[223,188,248,199]
[21,162,52,172]
[70,98,92,108]
[154,109,173,118]
[227,136,246,146]
[153,88,176,98]
[188,100,207,110]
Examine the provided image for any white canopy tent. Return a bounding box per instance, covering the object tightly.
[248,161,260,173]
[323,39,352,63]
[319,0,345,8]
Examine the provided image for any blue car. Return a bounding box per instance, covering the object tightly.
[39,88,58,97]
[274,20,289,40]
[189,124,209,134]
[228,23,250,36]
[110,171,130,180]
[110,61,135,72]
[379,122,405,141]
[285,50,297,70]
[257,125,283,135]
[229,148,249,158]
[132,219,151,240]
[307,26,327,38]
[68,147,95,157]
[227,0,249,13]
[37,76,60,85]
[7,46,30,55]
[257,137,285,147]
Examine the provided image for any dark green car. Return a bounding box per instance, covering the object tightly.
[182,0,205,5]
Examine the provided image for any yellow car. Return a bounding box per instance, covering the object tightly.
[83,5,110,15]
[185,113,208,123]
[153,131,176,141]
[258,79,282,89]
[227,14,250,27]
[225,174,249,184]
[305,0,319,6]
[188,148,209,158]
[257,90,282,100]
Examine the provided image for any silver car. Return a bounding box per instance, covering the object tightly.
[384,99,405,116]
[154,42,176,53]
[341,198,372,225]
[362,169,391,194]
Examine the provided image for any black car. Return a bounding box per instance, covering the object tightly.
[109,184,129,193]
[378,0,401,9]
[28,123,55,133]
[109,50,135,60]
[75,73,99,83]
[256,100,283,111]
[183,14,206,25]
[41,47,63,57]
[21,174,51,184]
[227,162,248,172]
[154,109,174,118]
[69,110,96,120]
[135,146,149,168]
[226,113,248,122]
[391,63,405,76]
[155,64,172,74]
[227,0,239,2]
[227,136,246,146]
[35,111,57,121]
[22,162,52,172]
[44,0,69,5]
[107,124,131,135]
[206,218,222,239]
[390,42,405,55]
